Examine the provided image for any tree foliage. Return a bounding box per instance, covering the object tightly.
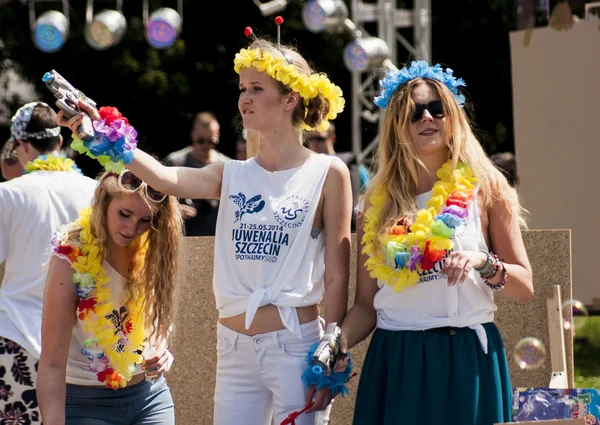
[0,0,517,177]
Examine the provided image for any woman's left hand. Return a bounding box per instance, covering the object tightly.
[142,339,174,379]
[441,251,487,286]
[305,386,333,413]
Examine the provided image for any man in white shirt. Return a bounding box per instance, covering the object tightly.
[0,102,97,423]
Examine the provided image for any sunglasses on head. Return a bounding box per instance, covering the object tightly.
[412,100,445,122]
[117,171,167,203]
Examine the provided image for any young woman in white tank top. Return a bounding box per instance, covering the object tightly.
[58,33,353,425]
[341,62,533,425]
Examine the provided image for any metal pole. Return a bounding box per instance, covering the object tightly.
[413,0,431,62]
[348,0,432,163]
[350,0,362,165]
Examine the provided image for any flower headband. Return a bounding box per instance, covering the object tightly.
[234,18,344,132]
[374,60,466,110]
[10,102,61,141]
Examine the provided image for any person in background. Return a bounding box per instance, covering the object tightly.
[0,102,97,424]
[1,138,23,181]
[163,111,230,236]
[306,122,370,231]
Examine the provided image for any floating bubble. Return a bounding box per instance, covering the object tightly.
[514,337,547,370]
[561,299,588,331]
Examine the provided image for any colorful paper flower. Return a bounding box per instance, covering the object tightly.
[50,207,146,389]
[24,154,82,174]
[234,48,344,131]
[361,161,477,293]
[374,60,466,110]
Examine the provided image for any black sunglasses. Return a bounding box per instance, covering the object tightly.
[307,135,328,143]
[412,100,445,122]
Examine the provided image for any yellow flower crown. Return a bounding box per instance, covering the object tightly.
[234,47,345,132]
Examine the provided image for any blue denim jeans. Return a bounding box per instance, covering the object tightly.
[65,376,174,425]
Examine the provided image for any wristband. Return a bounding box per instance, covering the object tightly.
[300,342,353,398]
[71,106,137,174]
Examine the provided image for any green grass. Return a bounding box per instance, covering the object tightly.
[574,316,600,389]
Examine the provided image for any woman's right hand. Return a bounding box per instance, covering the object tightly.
[56,100,100,134]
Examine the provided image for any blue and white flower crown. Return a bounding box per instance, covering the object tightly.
[374,60,466,110]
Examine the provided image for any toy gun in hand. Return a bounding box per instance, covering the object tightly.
[312,322,345,376]
[42,70,97,141]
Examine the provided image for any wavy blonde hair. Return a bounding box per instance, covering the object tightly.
[87,171,183,342]
[364,77,526,240]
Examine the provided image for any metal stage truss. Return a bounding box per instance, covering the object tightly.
[348,0,431,166]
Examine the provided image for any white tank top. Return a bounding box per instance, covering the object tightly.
[368,188,497,352]
[213,154,334,339]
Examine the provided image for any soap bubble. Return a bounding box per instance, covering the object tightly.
[513,337,547,370]
[561,299,588,331]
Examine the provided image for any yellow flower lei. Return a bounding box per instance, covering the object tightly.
[52,207,146,389]
[24,153,81,174]
[362,161,477,293]
[234,48,345,131]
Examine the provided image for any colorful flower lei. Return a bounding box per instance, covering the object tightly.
[24,153,82,174]
[374,60,466,110]
[51,207,146,389]
[362,161,477,293]
[234,48,345,132]
[71,106,138,174]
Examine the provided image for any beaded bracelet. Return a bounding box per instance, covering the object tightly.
[475,250,495,278]
[301,342,353,398]
[485,256,507,291]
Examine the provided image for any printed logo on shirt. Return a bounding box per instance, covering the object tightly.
[273,195,310,229]
[229,192,290,263]
[229,192,266,223]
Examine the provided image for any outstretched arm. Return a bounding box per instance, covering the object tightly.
[57,101,224,200]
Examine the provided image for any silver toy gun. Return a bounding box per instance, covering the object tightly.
[42,70,97,141]
[312,322,344,376]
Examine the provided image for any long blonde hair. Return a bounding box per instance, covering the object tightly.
[88,171,183,342]
[364,77,526,239]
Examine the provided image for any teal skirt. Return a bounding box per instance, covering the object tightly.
[352,323,512,425]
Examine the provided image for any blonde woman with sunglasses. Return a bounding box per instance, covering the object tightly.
[37,170,183,425]
[340,61,533,425]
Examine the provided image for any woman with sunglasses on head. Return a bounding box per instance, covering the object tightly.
[37,169,183,425]
[56,27,352,425]
[339,61,533,425]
